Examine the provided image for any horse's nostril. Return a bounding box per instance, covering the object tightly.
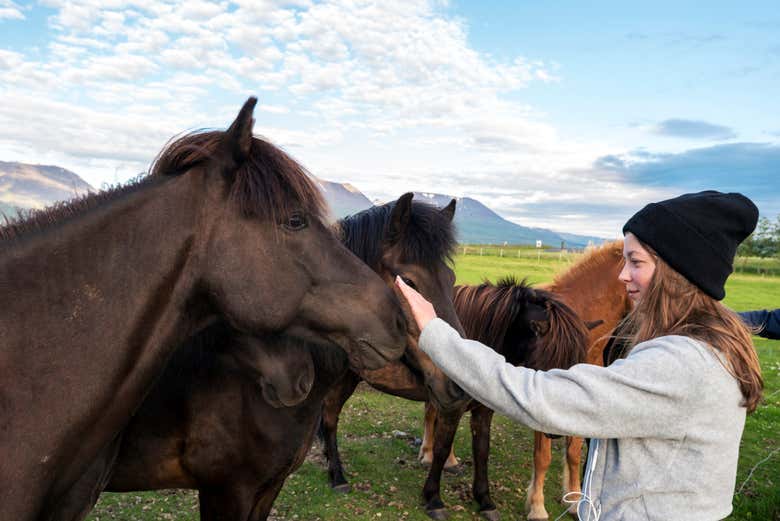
[298,373,311,395]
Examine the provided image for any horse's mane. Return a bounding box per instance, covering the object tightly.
[455,276,587,371]
[0,176,160,242]
[549,240,624,291]
[336,200,456,269]
[150,130,326,223]
[0,130,325,243]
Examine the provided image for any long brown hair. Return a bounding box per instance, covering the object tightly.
[615,241,763,413]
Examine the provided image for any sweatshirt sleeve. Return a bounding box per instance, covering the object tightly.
[419,318,708,439]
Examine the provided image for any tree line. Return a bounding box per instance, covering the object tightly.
[737,216,780,258]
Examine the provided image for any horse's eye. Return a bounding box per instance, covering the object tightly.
[284,213,307,231]
[401,276,416,290]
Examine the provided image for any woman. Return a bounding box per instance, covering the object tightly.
[396,190,763,521]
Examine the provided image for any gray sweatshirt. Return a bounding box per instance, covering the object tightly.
[419,318,746,521]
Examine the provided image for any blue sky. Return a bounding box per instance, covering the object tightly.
[1,0,777,237]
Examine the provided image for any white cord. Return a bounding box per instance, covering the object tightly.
[554,439,601,521]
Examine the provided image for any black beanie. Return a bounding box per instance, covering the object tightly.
[622,190,758,300]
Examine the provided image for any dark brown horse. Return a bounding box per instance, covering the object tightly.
[336,192,466,410]
[322,277,589,520]
[51,192,465,521]
[52,323,337,521]
[320,193,474,497]
[0,98,407,520]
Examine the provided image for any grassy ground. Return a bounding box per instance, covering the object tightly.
[88,253,780,521]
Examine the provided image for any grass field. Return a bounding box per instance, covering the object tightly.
[87,253,780,521]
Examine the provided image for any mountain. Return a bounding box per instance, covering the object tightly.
[319,183,604,248]
[0,163,602,247]
[412,192,604,248]
[0,161,94,215]
[315,177,373,219]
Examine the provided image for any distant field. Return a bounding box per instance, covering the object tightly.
[88,252,780,521]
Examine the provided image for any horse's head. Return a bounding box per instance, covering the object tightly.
[339,193,467,408]
[230,334,314,408]
[152,97,406,372]
[455,278,588,372]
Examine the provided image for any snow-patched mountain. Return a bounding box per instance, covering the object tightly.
[412,192,603,248]
[0,161,94,216]
[319,183,604,247]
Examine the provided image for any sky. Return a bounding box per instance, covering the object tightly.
[0,0,778,237]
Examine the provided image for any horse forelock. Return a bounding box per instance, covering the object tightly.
[456,279,588,371]
[524,287,589,370]
[151,130,326,223]
[337,200,456,268]
[454,280,532,352]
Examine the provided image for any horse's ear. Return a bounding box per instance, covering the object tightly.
[527,302,551,337]
[585,319,604,330]
[387,192,414,243]
[220,96,257,177]
[440,198,456,222]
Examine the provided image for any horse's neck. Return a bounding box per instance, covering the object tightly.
[545,255,628,323]
[0,175,204,354]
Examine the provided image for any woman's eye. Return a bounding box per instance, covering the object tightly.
[284,213,307,231]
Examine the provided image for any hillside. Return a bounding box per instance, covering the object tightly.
[0,161,93,215]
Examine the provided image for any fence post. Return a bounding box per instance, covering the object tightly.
[480,248,483,256]
[500,249,503,257]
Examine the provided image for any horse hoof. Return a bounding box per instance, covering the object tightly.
[480,509,500,521]
[426,508,449,520]
[443,464,462,475]
[331,483,351,494]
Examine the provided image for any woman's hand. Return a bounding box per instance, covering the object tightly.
[395,275,437,331]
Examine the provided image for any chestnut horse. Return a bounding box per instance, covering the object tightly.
[0,98,407,520]
[419,240,628,520]
[322,278,589,519]
[51,193,464,521]
[528,240,628,520]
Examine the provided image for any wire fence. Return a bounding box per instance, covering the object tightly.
[458,244,780,276]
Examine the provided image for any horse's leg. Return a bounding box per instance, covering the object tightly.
[470,405,498,521]
[419,401,459,470]
[422,408,462,520]
[199,479,257,521]
[320,369,361,492]
[526,431,552,521]
[47,436,122,521]
[563,436,583,515]
[248,478,287,521]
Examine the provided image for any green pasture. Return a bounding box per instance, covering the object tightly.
[88,253,780,521]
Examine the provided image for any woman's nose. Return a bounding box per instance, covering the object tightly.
[618,264,630,282]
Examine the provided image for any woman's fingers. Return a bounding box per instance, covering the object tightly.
[395,276,437,330]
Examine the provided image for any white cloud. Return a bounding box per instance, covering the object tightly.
[0,0,24,20]
[0,0,638,235]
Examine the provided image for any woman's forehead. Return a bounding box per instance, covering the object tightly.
[623,232,651,257]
